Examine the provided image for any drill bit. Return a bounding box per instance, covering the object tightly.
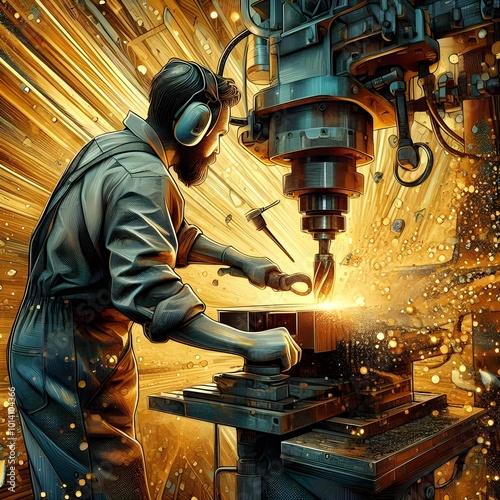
[314,240,335,302]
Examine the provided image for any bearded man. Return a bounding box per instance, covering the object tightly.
[8,58,301,500]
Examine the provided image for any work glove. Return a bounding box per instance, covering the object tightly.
[243,325,302,371]
[222,246,280,289]
[170,313,301,371]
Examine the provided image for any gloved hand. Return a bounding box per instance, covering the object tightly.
[170,313,301,371]
[244,326,302,371]
[222,246,280,288]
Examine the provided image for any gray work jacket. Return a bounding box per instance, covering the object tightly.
[15,112,204,346]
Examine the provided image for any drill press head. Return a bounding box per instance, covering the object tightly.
[244,98,373,301]
[278,96,373,299]
[237,0,442,301]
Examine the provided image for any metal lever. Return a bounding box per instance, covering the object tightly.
[390,80,433,187]
[245,201,295,262]
[217,268,312,296]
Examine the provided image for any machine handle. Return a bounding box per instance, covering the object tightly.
[395,142,434,187]
[217,268,312,296]
[266,272,312,296]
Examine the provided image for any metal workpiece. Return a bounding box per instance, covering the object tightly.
[217,305,448,356]
[219,306,343,353]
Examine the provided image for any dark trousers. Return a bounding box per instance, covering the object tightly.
[8,297,151,499]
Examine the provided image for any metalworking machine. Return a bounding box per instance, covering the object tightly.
[149,1,500,498]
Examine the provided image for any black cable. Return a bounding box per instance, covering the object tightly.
[435,452,468,489]
[424,88,465,146]
[217,29,251,76]
[429,115,467,158]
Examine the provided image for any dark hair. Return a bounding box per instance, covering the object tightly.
[147,59,240,142]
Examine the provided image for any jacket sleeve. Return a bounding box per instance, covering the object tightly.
[176,219,202,267]
[103,166,204,340]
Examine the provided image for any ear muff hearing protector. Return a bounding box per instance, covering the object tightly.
[174,101,212,147]
[170,59,221,146]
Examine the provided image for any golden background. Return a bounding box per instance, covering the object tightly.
[0,1,498,498]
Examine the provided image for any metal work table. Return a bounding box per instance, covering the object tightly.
[149,383,485,500]
[148,383,349,435]
[149,382,350,500]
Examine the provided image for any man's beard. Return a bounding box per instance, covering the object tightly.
[172,143,216,187]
